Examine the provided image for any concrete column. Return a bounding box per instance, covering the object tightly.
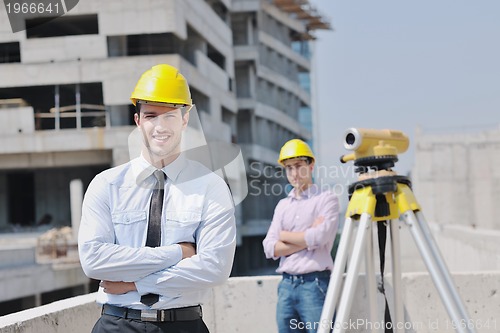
[76,83,82,130]
[246,15,253,45]
[211,99,221,122]
[249,65,256,99]
[54,84,60,131]
[0,173,8,230]
[250,111,258,144]
[70,179,83,241]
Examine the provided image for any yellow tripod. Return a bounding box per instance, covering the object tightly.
[317,128,474,333]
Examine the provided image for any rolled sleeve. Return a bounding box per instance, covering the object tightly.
[262,202,284,260]
[304,192,339,250]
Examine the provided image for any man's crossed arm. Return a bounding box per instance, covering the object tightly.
[101,242,196,295]
[273,216,324,257]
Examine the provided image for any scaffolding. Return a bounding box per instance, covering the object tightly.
[273,0,332,40]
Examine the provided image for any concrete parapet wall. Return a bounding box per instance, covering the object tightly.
[1,272,499,333]
[429,224,500,272]
[398,223,500,273]
[0,293,100,333]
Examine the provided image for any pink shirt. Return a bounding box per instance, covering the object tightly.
[263,184,339,275]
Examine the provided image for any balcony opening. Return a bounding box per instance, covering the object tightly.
[222,106,237,143]
[206,0,229,24]
[107,104,136,127]
[0,82,105,130]
[1,165,109,234]
[191,88,210,115]
[26,14,99,39]
[7,172,35,227]
[237,109,252,143]
[207,43,226,70]
[0,42,21,63]
[235,65,252,98]
[107,33,183,57]
[184,25,227,69]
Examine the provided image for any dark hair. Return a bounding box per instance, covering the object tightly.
[282,156,313,165]
[135,102,189,116]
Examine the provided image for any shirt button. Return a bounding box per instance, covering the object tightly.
[126,216,130,222]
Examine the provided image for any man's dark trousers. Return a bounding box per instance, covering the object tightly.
[91,314,210,333]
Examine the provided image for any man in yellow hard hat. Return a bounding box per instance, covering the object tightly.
[263,139,339,333]
[78,64,236,333]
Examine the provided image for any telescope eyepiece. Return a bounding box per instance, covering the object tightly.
[343,128,362,150]
[346,133,355,145]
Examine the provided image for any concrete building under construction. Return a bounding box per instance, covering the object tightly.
[0,0,330,314]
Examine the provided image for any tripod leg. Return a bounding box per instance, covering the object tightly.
[414,211,474,330]
[318,218,355,333]
[389,219,404,333]
[333,214,372,333]
[365,222,379,332]
[403,210,475,333]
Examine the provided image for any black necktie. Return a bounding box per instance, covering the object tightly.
[140,170,166,306]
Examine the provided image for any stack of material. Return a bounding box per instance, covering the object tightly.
[36,227,79,264]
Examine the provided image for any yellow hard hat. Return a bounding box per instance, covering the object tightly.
[278,139,315,165]
[130,64,192,106]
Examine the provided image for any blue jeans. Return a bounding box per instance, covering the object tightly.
[277,271,331,333]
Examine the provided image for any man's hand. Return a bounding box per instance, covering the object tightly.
[179,242,196,259]
[100,281,136,295]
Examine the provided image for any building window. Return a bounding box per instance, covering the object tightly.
[0,42,21,63]
[298,72,311,93]
[231,14,249,46]
[299,106,312,133]
[291,40,311,59]
[26,14,99,39]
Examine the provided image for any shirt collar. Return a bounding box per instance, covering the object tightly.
[288,184,319,200]
[132,153,186,185]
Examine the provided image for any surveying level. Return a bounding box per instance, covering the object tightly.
[318,128,474,333]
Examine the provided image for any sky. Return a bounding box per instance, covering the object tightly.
[311,0,500,181]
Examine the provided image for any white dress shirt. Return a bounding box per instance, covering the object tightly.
[78,154,236,309]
